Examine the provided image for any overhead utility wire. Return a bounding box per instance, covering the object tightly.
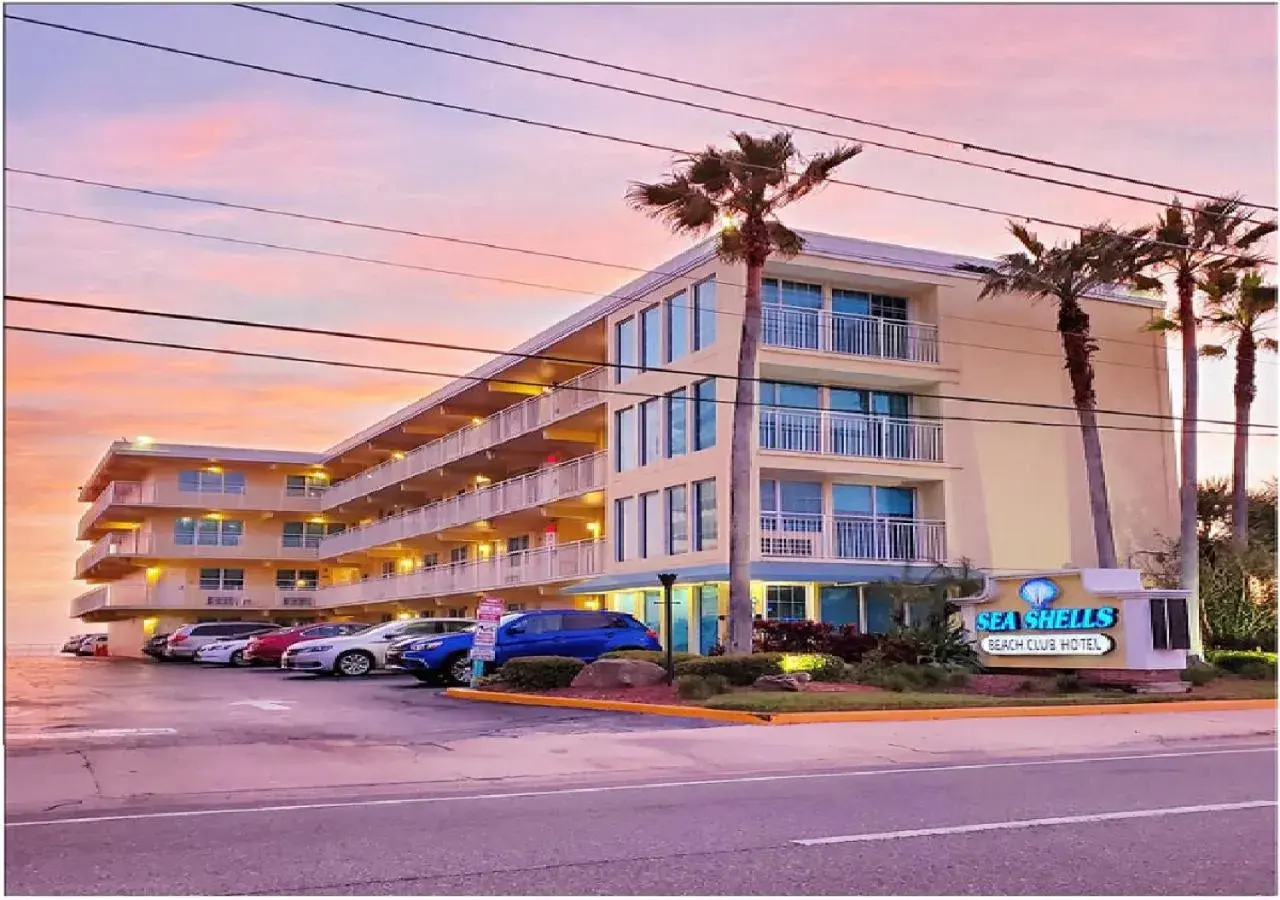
[247,2,1230,215]
[8,294,1273,433]
[6,14,1271,266]
[4,324,1257,439]
[6,203,1238,370]
[335,3,1275,212]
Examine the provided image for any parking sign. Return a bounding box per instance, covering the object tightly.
[470,596,504,663]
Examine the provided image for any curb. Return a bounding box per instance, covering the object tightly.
[444,689,1276,725]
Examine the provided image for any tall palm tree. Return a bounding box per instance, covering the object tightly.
[1199,269,1278,550]
[957,223,1153,568]
[627,131,861,654]
[1144,197,1275,647]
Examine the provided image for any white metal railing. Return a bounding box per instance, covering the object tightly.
[317,538,606,607]
[762,306,940,364]
[324,367,608,508]
[79,479,325,537]
[68,583,320,617]
[76,530,319,576]
[320,451,606,558]
[758,408,943,462]
[70,585,111,617]
[759,514,946,563]
[74,531,143,577]
[77,481,146,536]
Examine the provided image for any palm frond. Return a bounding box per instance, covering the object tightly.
[624,176,718,234]
[765,220,805,258]
[1200,344,1230,358]
[774,143,861,206]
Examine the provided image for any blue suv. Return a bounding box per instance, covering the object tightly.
[387,608,661,686]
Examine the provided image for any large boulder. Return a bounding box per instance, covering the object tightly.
[571,658,668,689]
[753,674,804,692]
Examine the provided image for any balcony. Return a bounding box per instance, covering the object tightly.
[78,479,325,538]
[324,367,608,508]
[759,409,944,462]
[762,307,939,364]
[760,514,946,563]
[76,530,319,578]
[69,583,319,617]
[317,538,606,607]
[320,451,606,558]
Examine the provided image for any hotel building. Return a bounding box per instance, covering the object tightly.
[70,231,1179,656]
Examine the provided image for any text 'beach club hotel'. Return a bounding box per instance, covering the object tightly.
[72,230,1178,655]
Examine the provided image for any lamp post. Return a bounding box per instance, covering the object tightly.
[658,573,677,685]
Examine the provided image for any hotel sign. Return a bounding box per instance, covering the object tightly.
[974,578,1118,657]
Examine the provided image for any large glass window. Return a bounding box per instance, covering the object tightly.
[640,491,662,559]
[276,569,320,590]
[615,317,637,382]
[615,408,638,472]
[692,280,716,351]
[665,291,688,362]
[285,474,327,497]
[665,485,688,554]
[665,388,687,457]
[766,584,807,621]
[831,484,918,559]
[175,517,243,546]
[178,470,247,494]
[693,479,717,551]
[282,521,343,549]
[831,289,911,358]
[693,379,716,451]
[641,304,662,370]
[199,568,245,591]
[640,399,661,466]
[759,381,821,410]
[759,381,821,452]
[615,497,637,562]
[763,279,823,349]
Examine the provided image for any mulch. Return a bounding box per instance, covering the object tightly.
[494,680,890,705]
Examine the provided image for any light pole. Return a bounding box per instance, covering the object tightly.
[658,573,677,685]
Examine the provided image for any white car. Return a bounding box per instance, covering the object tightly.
[193,635,262,667]
[281,618,475,677]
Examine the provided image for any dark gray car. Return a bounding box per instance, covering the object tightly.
[165,622,271,660]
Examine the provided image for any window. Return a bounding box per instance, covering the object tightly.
[446,607,466,618]
[178,470,247,494]
[693,479,718,551]
[831,290,911,357]
[285,474,328,497]
[507,534,531,554]
[693,379,716,451]
[760,480,823,521]
[665,291,688,362]
[640,399,661,466]
[175,517,243,546]
[505,602,527,612]
[281,521,344,549]
[763,279,823,349]
[759,381,821,410]
[423,553,439,569]
[615,317,637,382]
[563,611,614,631]
[640,491,662,559]
[764,278,823,309]
[766,585,807,621]
[520,613,565,634]
[1151,597,1191,650]
[665,485,688,555]
[614,497,637,562]
[198,568,245,591]
[665,388,687,457]
[380,561,396,578]
[832,289,908,321]
[692,280,716,351]
[641,304,662,370]
[615,408,638,472]
[275,569,319,590]
[450,547,469,564]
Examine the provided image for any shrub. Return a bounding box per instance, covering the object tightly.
[753,619,835,653]
[498,656,585,691]
[1205,649,1278,676]
[1180,663,1218,686]
[675,674,714,701]
[1055,672,1083,694]
[474,673,504,688]
[703,673,731,695]
[827,628,880,662]
[675,653,784,686]
[600,649,697,666]
[1237,659,1276,680]
[944,669,970,688]
[779,652,846,682]
[880,672,912,692]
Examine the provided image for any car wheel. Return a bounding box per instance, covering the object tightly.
[335,651,374,677]
[445,653,474,687]
[229,650,247,668]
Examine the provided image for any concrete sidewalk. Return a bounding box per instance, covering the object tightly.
[6,708,1275,816]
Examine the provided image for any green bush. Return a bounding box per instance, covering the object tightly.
[1237,659,1276,680]
[943,669,970,688]
[675,653,784,686]
[498,656,585,691]
[675,674,714,700]
[1055,672,1083,694]
[778,652,846,682]
[1180,663,1218,686]
[703,673,732,695]
[600,649,697,666]
[1205,649,1278,676]
[880,672,912,692]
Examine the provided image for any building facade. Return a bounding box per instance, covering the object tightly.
[70,231,1179,656]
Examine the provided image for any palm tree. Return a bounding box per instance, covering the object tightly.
[1144,197,1275,643]
[957,223,1153,568]
[627,131,861,654]
[1199,269,1278,550]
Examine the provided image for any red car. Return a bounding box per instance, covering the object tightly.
[243,622,369,666]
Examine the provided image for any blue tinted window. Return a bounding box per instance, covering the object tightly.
[615,408,637,472]
[875,487,916,517]
[665,292,688,362]
[694,479,717,551]
[693,281,716,350]
[760,381,820,409]
[832,484,874,516]
[615,317,636,382]
[665,389,687,457]
[693,379,716,450]
[641,305,662,370]
[763,278,823,309]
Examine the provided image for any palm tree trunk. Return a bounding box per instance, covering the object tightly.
[1058,301,1117,567]
[726,257,764,654]
[1230,330,1257,551]
[1175,267,1202,654]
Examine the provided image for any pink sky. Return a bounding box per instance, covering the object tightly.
[4,3,1276,645]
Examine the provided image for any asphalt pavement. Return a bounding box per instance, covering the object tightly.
[6,743,1276,895]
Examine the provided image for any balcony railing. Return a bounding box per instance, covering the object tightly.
[759,514,946,563]
[762,307,939,364]
[74,531,143,577]
[317,538,605,607]
[78,479,325,537]
[76,530,319,577]
[321,451,606,558]
[69,583,319,617]
[324,367,608,508]
[759,408,944,462]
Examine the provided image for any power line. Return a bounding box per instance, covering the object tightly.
[7,13,1272,266]
[334,3,1276,213]
[8,294,1274,433]
[238,3,1181,214]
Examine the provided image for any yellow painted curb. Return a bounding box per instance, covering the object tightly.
[446,689,1275,726]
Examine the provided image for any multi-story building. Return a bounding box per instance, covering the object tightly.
[70,231,1179,656]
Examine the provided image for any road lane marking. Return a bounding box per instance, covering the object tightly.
[6,728,178,741]
[4,745,1273,829]
[792,800,1279,845]
[230,700,292,711]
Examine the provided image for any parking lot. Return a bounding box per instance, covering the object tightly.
[4,655,713,753]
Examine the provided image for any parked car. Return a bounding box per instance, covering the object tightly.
[75,634,108,656]
[282,618,476,677]
[193,629,276,667]
[61,634,89,654]
[243,622,370,667]
[165,622,274,661]
[142,632,171,660]
[389,609,660,686]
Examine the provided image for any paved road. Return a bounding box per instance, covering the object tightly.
[6,744,1276,895]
